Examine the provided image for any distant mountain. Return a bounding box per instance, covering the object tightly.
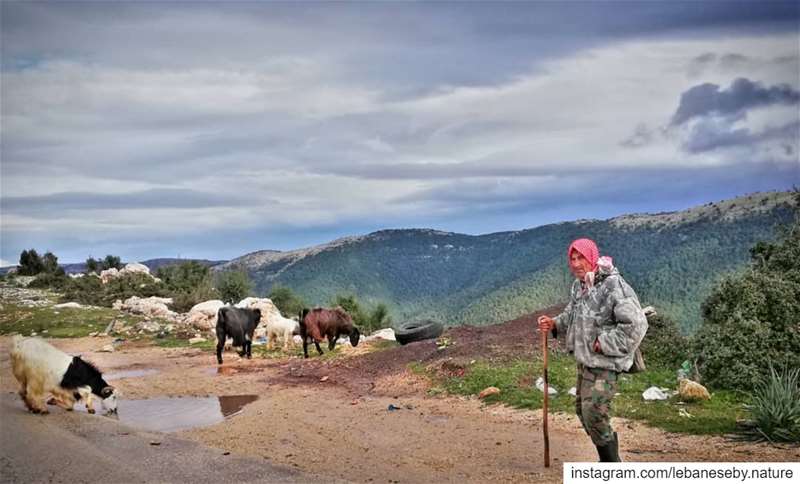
[219,191,796,333]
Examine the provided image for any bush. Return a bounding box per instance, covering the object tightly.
[60,275,105,306]
[332,294,392,335]
[639,313,689,368]
[28,270,69,290]
[157,261,210,292]
[268,286,306,318]
[102,272,169,305]
[746,365,800,442]
[694,191,800,390]
[216,269,253,304]
[59,273,168,307]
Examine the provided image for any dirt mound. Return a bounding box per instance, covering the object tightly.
[272,305,564,395]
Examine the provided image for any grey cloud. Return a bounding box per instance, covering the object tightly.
[620,124,659,148]
[2,188,263,214]
[683,119,800,154]
[687,52,799,78]
[391,160,799,212]
[671,78,800,126]
[687,52,717,77]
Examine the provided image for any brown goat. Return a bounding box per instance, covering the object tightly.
[299,307,360,358]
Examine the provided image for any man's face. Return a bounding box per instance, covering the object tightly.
[569,250,593,280]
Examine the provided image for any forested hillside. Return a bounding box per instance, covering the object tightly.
[223,191,795,332]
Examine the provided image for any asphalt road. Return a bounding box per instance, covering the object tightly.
[0,393,317,483]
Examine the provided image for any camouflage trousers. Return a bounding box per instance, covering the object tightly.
[575,364,618,446]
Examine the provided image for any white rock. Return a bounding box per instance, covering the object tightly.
[235,297,281,318]
[99,344,115,352]
[186,300,226,330]
[135,320,162,333]
[118,296,176,320]
[568,386,577,396]
[54,302,83,309]
[642,386,669,401]
[99,268,119,284]
[120,262,150,276]
[189,299,226,316]
[535,377,557,395]
[188,336,207,344]
[364,328,396,341]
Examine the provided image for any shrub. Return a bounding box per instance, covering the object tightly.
[746,365,800,443]
[59,273,168,307]
[332,294,392,334]
[216,269,253,304]
[28,270,69,290]
[102,272,169,305]
[157,261,210,292]
[639,313,688,368]
[60,275,105,306]
[268,285,306,318]
[693,192,800,390]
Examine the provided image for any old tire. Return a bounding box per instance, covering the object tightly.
[394,320,444,345]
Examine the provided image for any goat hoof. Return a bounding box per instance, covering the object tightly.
[87,408,95,414]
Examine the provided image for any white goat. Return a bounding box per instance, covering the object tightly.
[265,313,300,351]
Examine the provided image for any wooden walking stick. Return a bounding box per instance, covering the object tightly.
[542,328,551,468]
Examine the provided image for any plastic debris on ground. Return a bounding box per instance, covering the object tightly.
[535,377,558,395]
[642,386,669,401]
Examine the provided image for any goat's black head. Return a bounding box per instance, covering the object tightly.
[349,327,360,347]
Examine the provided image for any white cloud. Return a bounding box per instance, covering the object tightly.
[2,15,797,261]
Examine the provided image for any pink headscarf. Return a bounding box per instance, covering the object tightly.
[568,238,599,271]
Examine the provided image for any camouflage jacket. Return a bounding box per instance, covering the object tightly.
[553,269,648,372]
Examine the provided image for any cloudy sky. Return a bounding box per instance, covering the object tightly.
[2,1,798,265]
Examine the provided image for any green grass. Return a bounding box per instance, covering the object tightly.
[418,353,749,436]
[0,301,145,338]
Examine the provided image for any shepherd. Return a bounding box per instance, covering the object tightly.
[537,238,647,462]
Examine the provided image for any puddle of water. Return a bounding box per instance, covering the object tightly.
[105,369,159,380]
[75,395,259,432]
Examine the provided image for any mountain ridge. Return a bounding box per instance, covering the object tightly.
[222,190,795,331]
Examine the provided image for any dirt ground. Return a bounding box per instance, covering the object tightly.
[2,310,798,483]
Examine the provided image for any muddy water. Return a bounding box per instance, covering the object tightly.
[105,395,259,433]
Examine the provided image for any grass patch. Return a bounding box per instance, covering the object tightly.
[366,339,400,352]
[416,353,749,436]
[0,302,143,338]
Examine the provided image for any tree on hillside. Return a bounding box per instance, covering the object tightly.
[157,261,218,312]
[694,190,800,390]
[216,269,253,304]
[85,257,99,274]
[101,255,123,271]
[18,249,44,275]
[157,261,210,292]
[268,285,306,318]
[42,252,60,274]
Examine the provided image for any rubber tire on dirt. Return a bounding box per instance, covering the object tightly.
[394,320,444,345]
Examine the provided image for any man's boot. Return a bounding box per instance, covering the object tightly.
[609,432,621,462]
[595,433,621,462]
